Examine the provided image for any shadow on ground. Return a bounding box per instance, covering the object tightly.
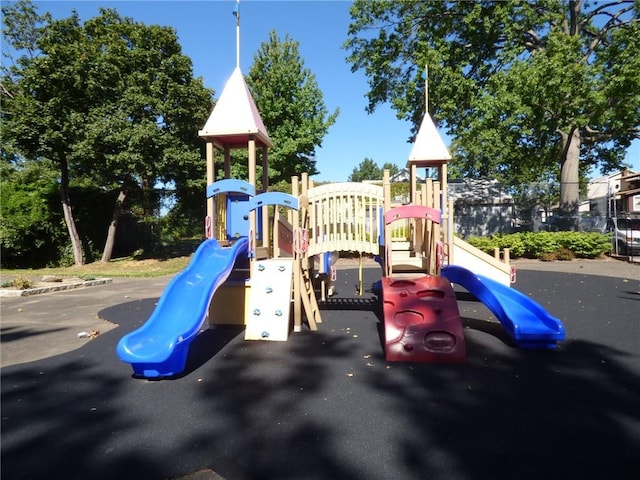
[2,268,639,480]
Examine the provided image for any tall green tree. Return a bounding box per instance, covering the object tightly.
[1,1,213,264]
[382,162,400,179]
[345,0,640,214]
[348,158,399,182]
[246,30,339,183]
[349,157,380,182]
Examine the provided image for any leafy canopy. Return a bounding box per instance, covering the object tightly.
[246,30,339,183]
[348,157,399,182]
[345,0,640,205]
[1,0,214,263]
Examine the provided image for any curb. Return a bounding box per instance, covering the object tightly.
[0,278,113,297]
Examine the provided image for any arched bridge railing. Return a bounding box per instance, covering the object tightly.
[306,182,383,257]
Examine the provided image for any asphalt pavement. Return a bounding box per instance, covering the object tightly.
[1,258,639,479]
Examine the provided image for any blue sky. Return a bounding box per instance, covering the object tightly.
[25,1,640,181]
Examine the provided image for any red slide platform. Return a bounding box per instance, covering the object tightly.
[381,275,467,363]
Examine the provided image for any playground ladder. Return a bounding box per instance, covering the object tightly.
[297,256,321,331]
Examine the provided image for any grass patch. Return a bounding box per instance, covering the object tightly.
[1,255,191,279]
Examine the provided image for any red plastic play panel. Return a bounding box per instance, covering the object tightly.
[381,275,466,363]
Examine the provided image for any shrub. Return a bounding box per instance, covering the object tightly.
[495,233,526,258]
[466,235,498,254]
[521,232,559,258]
[11,276,35,289]
[556,231,610,258]
[462,231,610,260]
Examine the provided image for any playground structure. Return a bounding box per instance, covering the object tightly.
[117,63,565,378]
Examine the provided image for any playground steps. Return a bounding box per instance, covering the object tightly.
[389,241,428,272]
[245,259,294,341]
[296,256,321,331]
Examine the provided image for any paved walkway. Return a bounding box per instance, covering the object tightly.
[1,258,639,479]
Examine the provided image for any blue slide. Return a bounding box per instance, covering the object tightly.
[117,237,249,378]
[441,265,565,349]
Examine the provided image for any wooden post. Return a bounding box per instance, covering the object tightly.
[447,198,455,265]
[433,181,441,275]
[383,169,391,277]
[248,136,256,252]
[224,147,231,178]
[410,163,417,205]
[292,176,302,332]
[261,145,270,255]
[206,141,216,238]
[440,163,448,267]
[206,142,215,218]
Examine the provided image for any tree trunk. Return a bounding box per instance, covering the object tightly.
[59,157,84,266]
[101,190,127,263]
[559,127,581,215]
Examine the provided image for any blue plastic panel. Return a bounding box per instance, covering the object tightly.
[247,191,299,211]
[206,179,255,199]
[226,194,252,239]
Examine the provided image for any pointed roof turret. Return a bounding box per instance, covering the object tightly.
[198,67,273,148]
[407,114,451,166]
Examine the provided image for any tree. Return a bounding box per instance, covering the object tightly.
[345,0,640,214]
[0,157,66,267]
[382,162,400,178]
[348,158,399,182]
[1,1,213,263]
[348,157,381,182]
[246,30,339,183]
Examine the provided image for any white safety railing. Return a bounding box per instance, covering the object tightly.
[306,182,383,257]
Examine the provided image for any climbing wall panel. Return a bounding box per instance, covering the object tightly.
[245,259,293,341]
[382,275,466,363]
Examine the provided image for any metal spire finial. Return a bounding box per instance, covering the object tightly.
[233,0,240,68]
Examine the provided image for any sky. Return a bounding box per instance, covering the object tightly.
[16,1,640,181]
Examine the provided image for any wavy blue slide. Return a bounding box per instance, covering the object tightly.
[117,237,249,378]
[441,265,565,349]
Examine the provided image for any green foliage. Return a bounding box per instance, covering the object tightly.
[269,180,293,194]
[348,158,401,183]
[348,157,382,182]
[0,159,66,267]
[345,0,640,209]
[0,157,152,267]
[555,231,612,258]
[466,231,609,260]
[246,31,339,183]
[520,232,560,258]
[1,1,213,265]
[494,234,525,258]
[160,205,203,242]
[465,236,497,255]
[389,182,409,202]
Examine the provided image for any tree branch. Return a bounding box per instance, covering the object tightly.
[524,30,545,52]
[0,82,15,99]
[582,1,635,58]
